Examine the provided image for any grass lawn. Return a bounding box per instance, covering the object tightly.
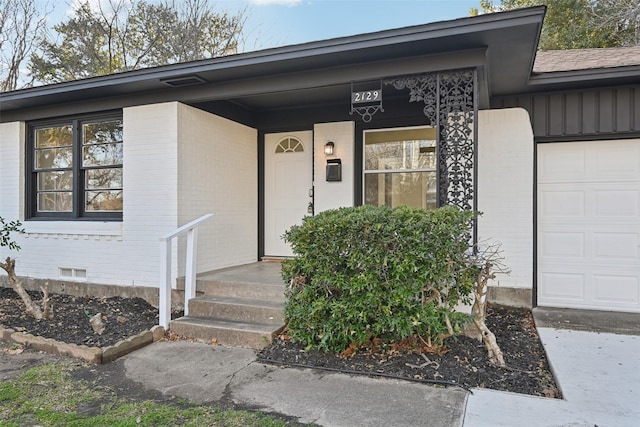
[0,361,309,427]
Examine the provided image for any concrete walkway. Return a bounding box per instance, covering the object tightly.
[3,305,639,426]
[464,328,640,427]
[109,320,640,427]
[119,341,467,427]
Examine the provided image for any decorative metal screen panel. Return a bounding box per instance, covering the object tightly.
[384,69,477,241]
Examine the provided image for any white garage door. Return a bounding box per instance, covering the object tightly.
[537,139,640,312]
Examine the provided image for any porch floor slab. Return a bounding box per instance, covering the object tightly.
[197,262,285,286]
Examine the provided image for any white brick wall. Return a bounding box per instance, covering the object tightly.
[122,102,180,286]
[3,106,532,292]
[176,103,257,273]
[1,122,126,283]
[0,102,258,289]
[313,122,355,213]
[477,108,534,289]
[0,122,23,222]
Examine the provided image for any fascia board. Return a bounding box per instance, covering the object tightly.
[528,65,640,87]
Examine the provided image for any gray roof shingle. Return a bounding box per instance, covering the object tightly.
[533,47,640,73]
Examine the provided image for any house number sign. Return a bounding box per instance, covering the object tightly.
[350,81,383,123]
[352,90,382,104]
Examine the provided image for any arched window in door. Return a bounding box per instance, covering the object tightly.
[274,137,304,153]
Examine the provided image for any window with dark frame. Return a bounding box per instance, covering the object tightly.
[27,115,123,220]
[363,126,437,210]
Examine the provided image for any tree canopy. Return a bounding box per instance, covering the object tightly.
[471,0,640,50]
[0,0,247,90]
[29,0,247,84]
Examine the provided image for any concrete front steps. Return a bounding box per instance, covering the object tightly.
[169,263,286,350]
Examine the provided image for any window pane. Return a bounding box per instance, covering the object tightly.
[364,172,437,210]
[85,190,123,211]
[82,142,123,166]
[37,171,73,191]
[85,168,122,189]
[83,121,123,145]
[35,126,72,148]
[35,147,73,169]
[275,137,304,153]
[30,117,123,219]
[365,139,436,171]
[37,192,73,212]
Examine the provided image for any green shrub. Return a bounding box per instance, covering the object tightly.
[282,205,477,353]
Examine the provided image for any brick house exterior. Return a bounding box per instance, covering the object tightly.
[1,7,639,312]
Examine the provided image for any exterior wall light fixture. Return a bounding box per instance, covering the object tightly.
[324,141,335,156]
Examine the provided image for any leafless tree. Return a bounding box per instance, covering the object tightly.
[591,0,640,46]
[29,0,249,85]
[0,0,50,91]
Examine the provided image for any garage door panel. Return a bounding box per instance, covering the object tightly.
[538,144,585,182]
[539,140,640,183]
[540,227,639,265]
[593,232,639,261]
[539,272,585,301]
[593,189,639,217]
[593,275,640,305]
[591,142,640,178]
[540,231,585,258]
[540,269,640,309]
[540,190,585,217]
[538,139,640,312]
[540,184,639,220]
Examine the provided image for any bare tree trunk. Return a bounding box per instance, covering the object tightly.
[473,317,505,367]
[1,257,53,320]
[464,262,505,367]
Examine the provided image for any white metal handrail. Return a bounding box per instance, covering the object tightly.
[158,213,214,329]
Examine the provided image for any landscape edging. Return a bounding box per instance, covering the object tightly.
[0,325,165,364]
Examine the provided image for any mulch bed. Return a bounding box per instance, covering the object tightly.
[0,287,159,348]
[0,286,559,398]
[258,305,561,398]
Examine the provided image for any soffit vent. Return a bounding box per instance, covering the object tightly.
[160,75,208,87]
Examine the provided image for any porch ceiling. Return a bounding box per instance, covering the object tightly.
[0,7,546,122]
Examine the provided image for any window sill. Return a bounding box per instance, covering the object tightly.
[23,221,123,237]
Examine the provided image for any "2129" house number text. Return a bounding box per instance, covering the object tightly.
[352,90,381,104]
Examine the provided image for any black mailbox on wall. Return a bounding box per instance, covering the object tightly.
[326,159,342,182]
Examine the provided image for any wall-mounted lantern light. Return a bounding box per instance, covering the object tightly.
[324,141,335,156]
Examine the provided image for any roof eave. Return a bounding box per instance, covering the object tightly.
[0,6,546,110]
[527,65,640,91]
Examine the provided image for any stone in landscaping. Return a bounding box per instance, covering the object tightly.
[90,313,105,335]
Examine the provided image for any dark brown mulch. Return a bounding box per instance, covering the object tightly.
[258,305,561,398]
[0,287,160,348]
[0,286,559,398]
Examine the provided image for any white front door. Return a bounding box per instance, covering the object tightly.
[264,131,313,257]
[537,139,640,312]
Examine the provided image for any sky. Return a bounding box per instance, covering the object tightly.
[55,0,482,52]
[237,0,481,50]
